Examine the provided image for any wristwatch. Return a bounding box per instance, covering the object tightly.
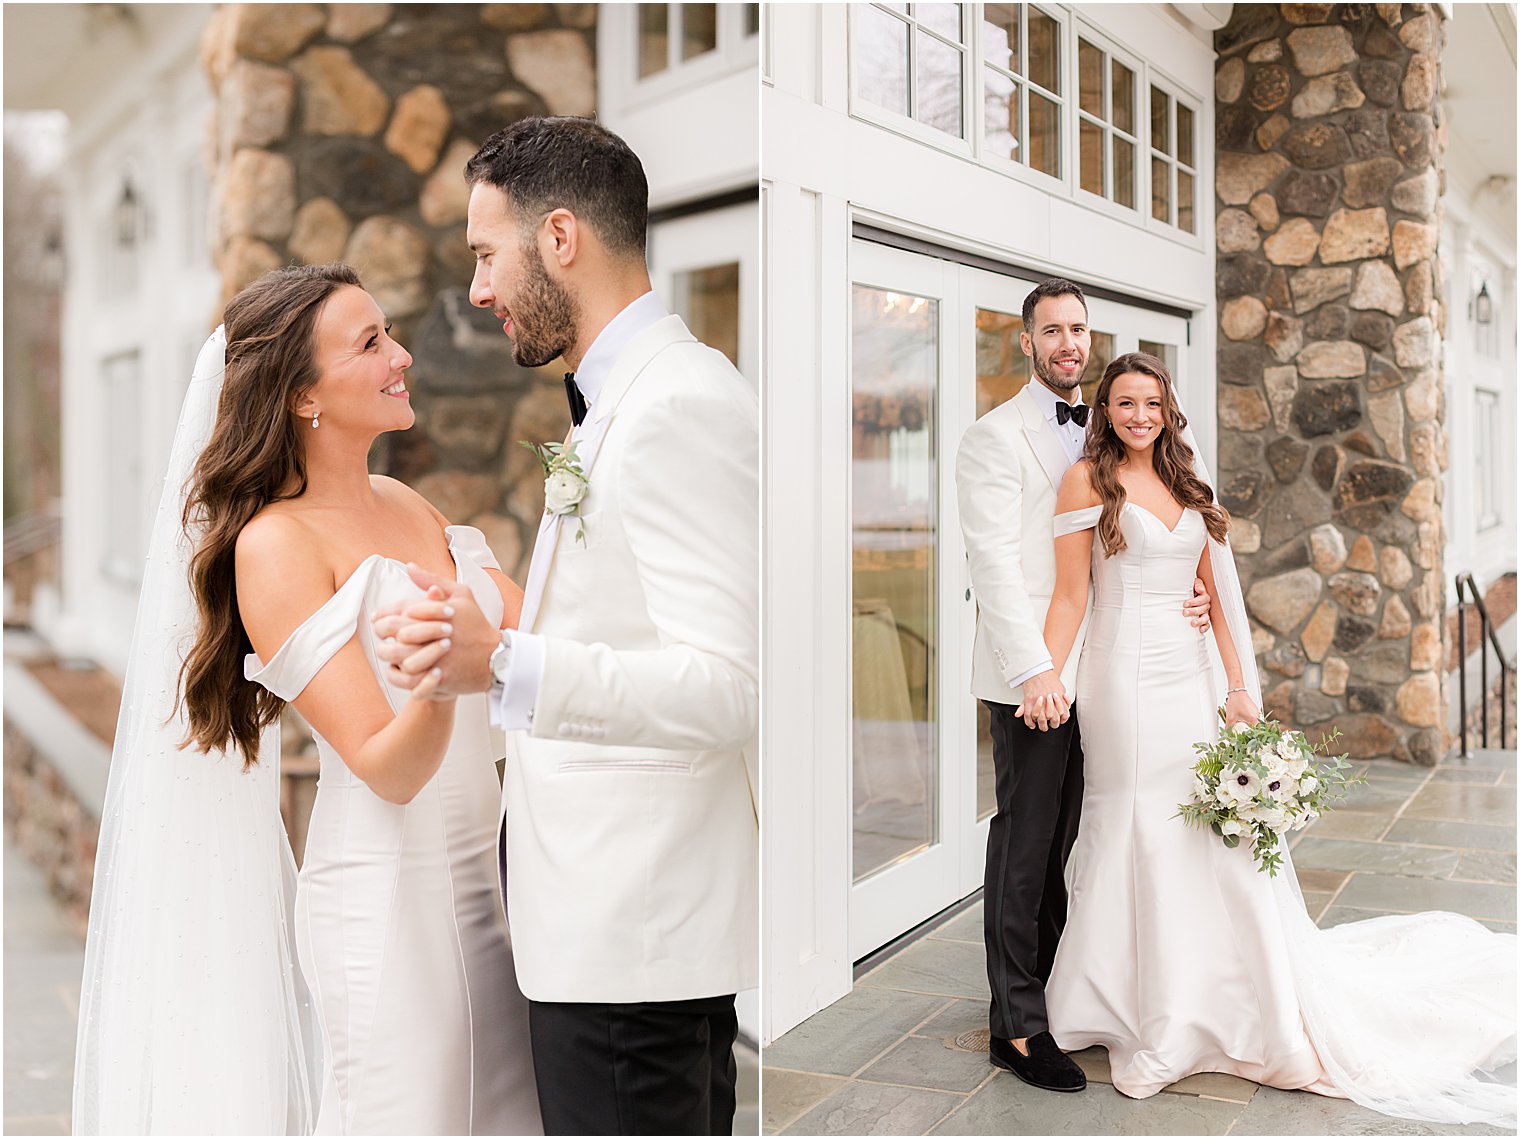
[488,635,512,691]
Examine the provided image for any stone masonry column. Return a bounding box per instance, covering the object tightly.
[1213,4,1449,763]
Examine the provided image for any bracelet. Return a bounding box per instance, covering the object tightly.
[1226,686,1248,696]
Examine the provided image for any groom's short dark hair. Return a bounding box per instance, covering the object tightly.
[1022,278,1088,334]
[465,116,649,258]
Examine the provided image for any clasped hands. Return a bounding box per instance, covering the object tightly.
[371,564,498,700]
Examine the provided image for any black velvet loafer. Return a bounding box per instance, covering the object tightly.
[989,1031,1087,1092]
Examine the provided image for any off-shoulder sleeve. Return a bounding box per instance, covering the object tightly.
[444,525,502,572]
[243,556,383,702]
[1054,506,1102,537]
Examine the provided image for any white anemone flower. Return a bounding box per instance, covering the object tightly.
[1263,772,1300,803]
[1217,767,1261,805]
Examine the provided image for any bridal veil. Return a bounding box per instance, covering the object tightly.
[72,327,319,1134]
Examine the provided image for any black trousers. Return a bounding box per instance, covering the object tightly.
[982,698,1084,1040]
[528,994,738,1136]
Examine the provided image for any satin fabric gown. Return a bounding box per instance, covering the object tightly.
[246,526,542,1135]
[1045,503,1516,1123]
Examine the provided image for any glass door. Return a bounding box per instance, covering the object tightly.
[848,241,968,958]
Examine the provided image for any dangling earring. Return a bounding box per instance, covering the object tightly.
[312,412,320,429]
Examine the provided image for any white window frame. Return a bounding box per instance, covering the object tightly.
[1144,68,1204,249]
[1474,386,1503,532]
[601,3,759,114]
[848,2,977,157]
[1071,18,1144,223]
[844,5,1209,248]
[100,349,146,584]
[974,2,1070,191]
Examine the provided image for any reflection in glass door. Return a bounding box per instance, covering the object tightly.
[851,283,939,882]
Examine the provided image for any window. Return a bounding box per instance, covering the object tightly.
[618,2,757,104]
[854,4,968,140]
[639,4,733,77]
[980,4,1061,177]
[102,351,145,579]
[1148,82,1197,234]
[1474,388,1502,531]
[1076,36,1137,209]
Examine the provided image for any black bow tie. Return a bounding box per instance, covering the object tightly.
[1056,401,1089,427]
[564,372,588,427]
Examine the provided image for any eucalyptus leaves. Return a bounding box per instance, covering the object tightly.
[1177,712,1361,876]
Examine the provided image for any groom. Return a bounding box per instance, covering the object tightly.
[375,117,758,1135]
[956,279,1208,1093]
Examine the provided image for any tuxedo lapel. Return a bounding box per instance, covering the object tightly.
[1016,387,1070,494]
[516,315,698,633]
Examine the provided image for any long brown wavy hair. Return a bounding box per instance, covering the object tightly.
[178,263,362,766]
[1083,352,1229,559]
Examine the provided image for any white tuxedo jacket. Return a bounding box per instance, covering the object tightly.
[499,314,758,1004]
[955,385,1090,705]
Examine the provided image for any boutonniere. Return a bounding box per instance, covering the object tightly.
[520,439,590,544]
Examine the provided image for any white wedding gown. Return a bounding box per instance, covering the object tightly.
[245,526,542,1135]
[1046,502,1516,1126]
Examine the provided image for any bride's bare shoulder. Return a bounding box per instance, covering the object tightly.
[369,473,450,528]
[235,509,332,595]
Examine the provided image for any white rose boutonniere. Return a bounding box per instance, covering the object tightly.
[521,439,590,544]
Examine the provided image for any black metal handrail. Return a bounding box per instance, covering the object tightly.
[1454,572,1516,755]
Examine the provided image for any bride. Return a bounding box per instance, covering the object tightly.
[1037,351,1515,1126]
[73,264,542,1134]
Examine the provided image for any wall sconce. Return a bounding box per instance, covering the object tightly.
[1474,282,1493,326]
[115,179,139,249]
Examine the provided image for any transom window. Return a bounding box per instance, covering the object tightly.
[848,5,1204,243]
[1149,82,1197,234]
[1077,36,1137,209]
[981,4,1061,177]
[854,3,969,139]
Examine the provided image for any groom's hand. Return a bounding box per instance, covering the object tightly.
[1015,670,1070,731]
[1184,577,1212,633]
[371,564,496,696]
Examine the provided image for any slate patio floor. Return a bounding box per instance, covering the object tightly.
[2,834,761,1136]
[763,752,1517,1136]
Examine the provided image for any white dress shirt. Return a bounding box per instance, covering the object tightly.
[1005,378,1088,692]
[490,291,672,729]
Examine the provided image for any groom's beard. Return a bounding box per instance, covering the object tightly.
[1032,343,1084,393]
[507,243,580,369]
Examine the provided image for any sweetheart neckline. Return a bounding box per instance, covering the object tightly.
[1125,501,1194,536]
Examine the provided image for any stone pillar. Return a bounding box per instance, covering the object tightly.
[1213,4,1449,763]
[201,3,599,581]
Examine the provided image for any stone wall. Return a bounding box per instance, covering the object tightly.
[202,3,599,581]
[1213,4,1450,763]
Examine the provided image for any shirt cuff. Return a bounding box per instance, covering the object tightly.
[489,630,546,731]
[1007,658,1055,690]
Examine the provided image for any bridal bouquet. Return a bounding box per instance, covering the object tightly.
[1176,713,1361,876]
